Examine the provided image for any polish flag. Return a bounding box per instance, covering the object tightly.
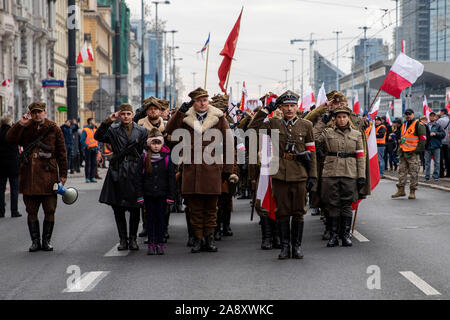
[76,43,94,64]
[265,93,278,118]
[401,40,406,53]
[380,52,424,98]
[256,129,276,220]
[423,96,432,122]
[386,111,392,126]
[240,81,248,111]
[368,98,381,119]
[446,93,450,113]
[352,121,380,210]
[1,79,11,87]
[316,82,327,107]
[353,91,360,115]
[301,86,314,111]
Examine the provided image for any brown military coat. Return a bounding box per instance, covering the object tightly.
[313,121,366,179]
[6,119,67,195]
[165,105,234,195]
[248,109,317,182]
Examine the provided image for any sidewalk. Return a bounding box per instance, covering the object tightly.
[383,168,450,192]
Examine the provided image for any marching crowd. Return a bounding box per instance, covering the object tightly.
[0,88,449,260]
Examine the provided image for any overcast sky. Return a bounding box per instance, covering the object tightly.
[125,0,397,100]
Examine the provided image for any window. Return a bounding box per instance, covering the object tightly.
[85,67,92,75]
[84,33,91,41]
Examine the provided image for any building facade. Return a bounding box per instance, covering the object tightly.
[353,38,389,71]
[429,0,450,61]
[313,50,344,94]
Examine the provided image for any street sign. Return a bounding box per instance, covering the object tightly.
[57,106,67,112]
[42,80,64,88]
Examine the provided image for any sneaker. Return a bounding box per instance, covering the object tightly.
[424,178,430,182]
[147,243,156,255]
[156,243,165,255]
[90,178,97,183]
[85,179,90,183]
[433,178,439,182]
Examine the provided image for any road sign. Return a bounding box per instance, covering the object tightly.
[57,106,67,112]
[42,80,64,88]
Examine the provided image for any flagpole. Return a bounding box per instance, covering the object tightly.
[204,38,210,89]
[225,59,233,93]
[368,88,382,110]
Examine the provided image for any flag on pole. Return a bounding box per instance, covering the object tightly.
[316,82,327,106]
[446,93,450,113]
[401,40,406,53]
[76,43,94,64]
[265,93,278,118]
[300,86,314,111]
[353,91,360,115]
[227,87,237,123]
[256,131,276,220]
[197,33,210,55]
[386,111,392,126]
[1,79,11,87]
[218,8,243,93]
[389,101,394,110]
[380,52,424,98]
[423,96,432,122]
[368,98,381,119]
[240,81,248,111]
[352,121,380,210]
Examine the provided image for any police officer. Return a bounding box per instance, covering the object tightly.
[6,102,68,252]
[313,106,366,247]
[249,90,317,259]
[391,109,426,200]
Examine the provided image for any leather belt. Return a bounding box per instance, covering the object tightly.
[282,153,296,160]
[327,152,356,158]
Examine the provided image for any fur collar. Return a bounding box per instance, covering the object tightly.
[183,105,224,134]
[138,116,165,132]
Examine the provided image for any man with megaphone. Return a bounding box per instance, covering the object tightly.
[6,102,68,252]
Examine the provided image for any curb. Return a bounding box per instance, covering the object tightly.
[383,175,450,192]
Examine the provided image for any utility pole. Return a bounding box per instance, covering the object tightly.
[168,30,177,107]
[394,0,399,57]
[67,0,78,120]
[114,0,121,111]
[163,31,167,100]
[289,59,296,91]
[173,57,182,108]
[152,1,170,99]
[283,69,289,91]
[141,0,145,103]
[333,31,342,90]
[299,48,305,98]
[192,72,196,89]
[359,26,370,112]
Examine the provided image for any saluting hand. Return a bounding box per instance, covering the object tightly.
[109,112,120,122]
[19,112,31,126]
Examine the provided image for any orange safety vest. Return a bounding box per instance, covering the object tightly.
[83,127,98,148]
[104,143,112,155]
[365,122,372,139]
[400,120,419,152]
[375,124,387,145]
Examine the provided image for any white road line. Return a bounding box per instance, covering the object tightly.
[352,230,370,242]
[63,271,110,293]
[399,271,441,296]
[104,244,129,257]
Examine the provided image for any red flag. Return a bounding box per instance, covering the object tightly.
[353,91,360,114]
[218,8,243,93]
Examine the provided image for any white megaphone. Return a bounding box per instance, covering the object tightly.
[53,183,78,205]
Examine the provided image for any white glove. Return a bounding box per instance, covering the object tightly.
[228,174,239,184]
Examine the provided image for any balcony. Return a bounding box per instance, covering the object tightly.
[0,11,16,36]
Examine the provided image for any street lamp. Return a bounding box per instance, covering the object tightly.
[152,1,170,98]
[168,30,178,106]
[172,57,183,109]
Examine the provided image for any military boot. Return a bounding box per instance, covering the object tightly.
[191,238,202,253]
[408,189,416,199]
[391,186,406,198]
[27,220,41,252]
[278,220,291,259]
[41,220,54,251]
[327,217,339,247]
[341,217,353,247]
[271,219,282,249]
[114,214,128,251]
[260,216,272,250]
[204,234,218,252]
[214,225,222,241]
[291,220,304,259]
[222,210,233,236]
[322,217,331,241]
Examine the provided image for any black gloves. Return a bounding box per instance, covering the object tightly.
[179,100,194,113]
[265,101,278,113]
[306,177,317,192]
[321,111,334,124]
[357,178,366,191]
[222,172,231,182]
[295,150,312,163]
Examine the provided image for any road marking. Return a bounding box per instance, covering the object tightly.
[104,244,129,257]
[63,271,110,293]
[352,230,370,242]
[399,271,441,296]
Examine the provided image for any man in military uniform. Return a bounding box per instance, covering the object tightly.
[165,88,235,253]
[249,90,317,259]
[6,102,68,252]
[391,109,426,199]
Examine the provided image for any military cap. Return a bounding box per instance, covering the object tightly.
[159,99,170,110]
[147,128,164,145]
[326,90,338,101]
[144,96,163,110]
[375,116,382,121]
[334,106,351,116]
[188,87,209,100]
[329,91,347,103]
[211,94,228,111]
[404,108,414,115]
[119,103,134,112]
[28,101,46,112]
[276,90,300,105]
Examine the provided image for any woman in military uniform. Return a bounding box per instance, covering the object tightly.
[313,106,366,247]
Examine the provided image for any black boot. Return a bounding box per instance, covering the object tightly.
[27,220,41,252]
[41,220,54,251]
[191,237,202,253]
[114,212,128,251]
[215,207,223,241]
[291,220,304,259]
[222,210,233,236]
[138,208,147,237]
[327,217,339,247]
[260,216,272,250]
[128,211,140,251]
[341,216,353,247]
[214,226,222,241]
[185,211,194,247]
[204,234,218,252]
[164,212,170,242]
[271,220,282,249]
[322,217,331,240]
[278,220,291,259]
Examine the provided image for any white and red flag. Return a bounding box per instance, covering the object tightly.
[76,43,94,64]
[368,98,381,119]
[423,96,432,122]
[352,121,380,210]
[353,91,360,114]
[380,52,424,98]
[300,86,314,111]
[386,111,392,126]
[265,93,278,118]
[1,79,11,87]
[316,82,327,107]
[240,81,248,111]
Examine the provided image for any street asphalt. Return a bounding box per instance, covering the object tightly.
[0,170,448,300]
